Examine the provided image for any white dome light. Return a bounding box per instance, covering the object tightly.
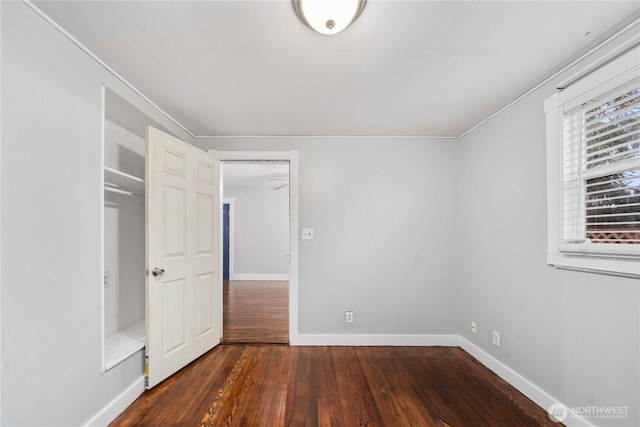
[293,0,366,35]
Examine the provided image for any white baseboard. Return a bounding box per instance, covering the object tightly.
[231,273,289,281]
[84,376,145,427]
[458,337,594,427]
[290,333,459,347]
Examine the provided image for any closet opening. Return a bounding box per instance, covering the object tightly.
[101,87,169,370]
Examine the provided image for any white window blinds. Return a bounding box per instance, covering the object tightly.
[546,45,640,276]
[562,81,640,246]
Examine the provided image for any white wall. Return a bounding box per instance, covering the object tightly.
[202,138,460,335]
[1,3,194,425]
[456,28,640,427]
[224,186,289,278]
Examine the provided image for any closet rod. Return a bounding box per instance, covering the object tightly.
[104,186,143,197]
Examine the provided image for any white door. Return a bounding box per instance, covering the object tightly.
[145,126,221,389]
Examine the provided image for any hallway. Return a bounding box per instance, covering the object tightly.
[222,280,289,344]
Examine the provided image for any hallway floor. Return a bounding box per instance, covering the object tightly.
[222,280,289,344]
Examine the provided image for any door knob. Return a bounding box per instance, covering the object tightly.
[152,268,165,277]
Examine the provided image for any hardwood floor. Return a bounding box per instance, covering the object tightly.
[111,283,558,426]
[110,345,558,427]
[222,280,289,344]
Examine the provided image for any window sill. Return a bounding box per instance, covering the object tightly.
[547,252,640,278]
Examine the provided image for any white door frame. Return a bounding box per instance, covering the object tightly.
[214,151,299,341]
[222,198,236,280]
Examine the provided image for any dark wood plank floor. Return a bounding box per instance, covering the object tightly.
[110,345,558,427]
[222,280,289,344]
[111,285,558,426]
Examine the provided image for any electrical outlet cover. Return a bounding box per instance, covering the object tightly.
[492,331,501,347]
[345,311,354,323]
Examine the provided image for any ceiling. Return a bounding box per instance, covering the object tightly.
[34,1,639,138]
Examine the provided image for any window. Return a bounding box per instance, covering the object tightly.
[545,47,640,277]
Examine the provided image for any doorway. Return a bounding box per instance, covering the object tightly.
[221,160,291,344]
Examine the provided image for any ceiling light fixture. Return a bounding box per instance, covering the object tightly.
[293,0,366,35]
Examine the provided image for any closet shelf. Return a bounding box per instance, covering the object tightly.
[104,166,145,196]
[104,320,145,370]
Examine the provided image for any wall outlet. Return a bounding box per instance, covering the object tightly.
[104,271,110,287]
[345,311,354,323]
[492,331,501,347]
[471,321,477,334]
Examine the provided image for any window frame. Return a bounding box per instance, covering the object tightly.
[545,47,640,277]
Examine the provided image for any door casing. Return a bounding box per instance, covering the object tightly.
[222,198,236,279]
[216,151,299,342]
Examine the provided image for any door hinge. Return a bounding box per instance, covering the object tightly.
[145,355,149,388]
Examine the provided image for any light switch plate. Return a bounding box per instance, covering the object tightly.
[302,228,314,240]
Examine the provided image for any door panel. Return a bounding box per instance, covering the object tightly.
[161,278,187,356]
[163,186,187,258]
[196,273,215,336]
[146,126,221,389]
[162,147,187,177]
[196,194,215,255]
[197,160,216,185]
